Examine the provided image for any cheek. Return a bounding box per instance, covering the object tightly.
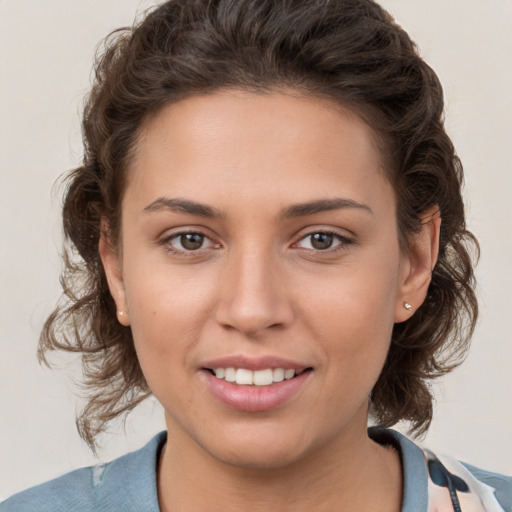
[122,262,219,375]
[298,256,400,379]
[125,253,217,320]
[302,256,399,331]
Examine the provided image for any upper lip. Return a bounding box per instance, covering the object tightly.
[201,355,311,372]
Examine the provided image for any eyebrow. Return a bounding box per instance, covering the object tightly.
[143,196,373,219]
[143,197,224,218]
[279,198,373,219]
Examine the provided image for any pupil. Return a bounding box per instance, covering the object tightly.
[311,233,333,250]
[181,233,204,250]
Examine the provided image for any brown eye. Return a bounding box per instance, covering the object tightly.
[310,233,334,250]
[179,233,205,250]
[164,230,220,255]
[296,231,350,252]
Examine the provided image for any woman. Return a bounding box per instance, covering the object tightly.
[2,0,510,511]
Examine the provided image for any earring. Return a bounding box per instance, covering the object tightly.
[404,302,412,311]
[117,310,130,325]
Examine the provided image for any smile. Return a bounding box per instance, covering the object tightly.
[203,366,312,412]
[210,367,302,386]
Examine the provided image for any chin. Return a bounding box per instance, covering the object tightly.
[211,443,308,471]
[196,422,321,471]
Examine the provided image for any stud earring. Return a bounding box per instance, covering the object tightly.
[117,310,130,325]
[404,302,412,311]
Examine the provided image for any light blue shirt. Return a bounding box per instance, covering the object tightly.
[2,429,511,511]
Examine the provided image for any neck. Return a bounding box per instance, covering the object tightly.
[157,416,402,512]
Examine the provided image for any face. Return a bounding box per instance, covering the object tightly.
[102,90,428,469]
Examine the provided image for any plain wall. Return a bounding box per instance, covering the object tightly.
[1,0,511,499]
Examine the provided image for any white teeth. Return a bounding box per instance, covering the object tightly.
[273,368,284,382]
[253,369,273,386]
[225,367,236,382]
[212,367,302,385]
[235,368,254,385]
[284,369,295,380]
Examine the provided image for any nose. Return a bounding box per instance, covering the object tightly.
[215,244,294,336]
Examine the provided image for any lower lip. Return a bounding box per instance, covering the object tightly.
[202,370,311,412]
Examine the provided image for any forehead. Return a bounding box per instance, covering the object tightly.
[126,89,394,215]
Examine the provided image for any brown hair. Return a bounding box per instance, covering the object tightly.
[39,0,478,449]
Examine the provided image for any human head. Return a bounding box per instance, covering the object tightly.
[40,0,478,449]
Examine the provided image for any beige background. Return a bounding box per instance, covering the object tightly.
[1,0,511,499]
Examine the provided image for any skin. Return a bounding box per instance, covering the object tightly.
[100,89,440,511]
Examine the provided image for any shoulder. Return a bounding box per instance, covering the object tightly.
[0,465,97,512]
[369,427,512,512]
[0,432,166,512]
[424,449,512,512]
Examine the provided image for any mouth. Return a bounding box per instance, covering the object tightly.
[204,367,313,386]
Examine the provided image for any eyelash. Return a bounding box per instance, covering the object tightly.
[295,230,353,253]
[160,230,218,256]
[159,229,354,256]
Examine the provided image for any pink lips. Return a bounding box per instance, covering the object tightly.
[201,355,312,412]
[202,355,309,372]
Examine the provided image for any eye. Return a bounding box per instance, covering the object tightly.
[296,231,348,251]
[165,232,215,252]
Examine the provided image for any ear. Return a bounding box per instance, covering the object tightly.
[394,207,441,323]
[99,221,131,326]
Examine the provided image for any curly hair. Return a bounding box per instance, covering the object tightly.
[39,0,479,449]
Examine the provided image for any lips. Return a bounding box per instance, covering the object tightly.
[210,367,305,385]
[201,355,313,412]
[202,354,309,372]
